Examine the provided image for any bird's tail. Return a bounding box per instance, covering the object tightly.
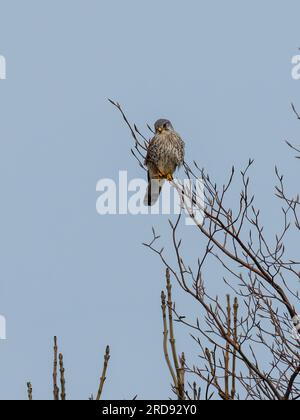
[144,176,165,206]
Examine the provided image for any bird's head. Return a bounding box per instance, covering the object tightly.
[154,119,174,134]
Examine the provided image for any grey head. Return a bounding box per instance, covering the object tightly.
[154,119,174,134]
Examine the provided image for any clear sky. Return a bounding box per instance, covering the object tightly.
[0,0,299,400]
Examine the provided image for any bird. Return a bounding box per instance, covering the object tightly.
[144,119,185,206]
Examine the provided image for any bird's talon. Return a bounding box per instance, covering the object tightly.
[167,174,174,182]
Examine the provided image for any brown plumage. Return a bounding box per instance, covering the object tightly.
[144,119,185,206]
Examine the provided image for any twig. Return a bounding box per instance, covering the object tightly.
[225,295,231,400]
[27,382,33,401]
[53,336,60,401]
[231,298,239,399]
[59,353,66,401]
[161,290,178,389]
[166,269,186,400]
[96,346,111,400]
[178,353,186,400]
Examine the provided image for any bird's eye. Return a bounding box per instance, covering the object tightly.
[164,123,168,129]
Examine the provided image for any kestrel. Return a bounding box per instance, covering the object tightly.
[144,119,185,206]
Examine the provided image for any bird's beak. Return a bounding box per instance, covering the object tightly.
[157,127,163,133]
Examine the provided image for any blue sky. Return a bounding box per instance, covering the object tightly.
[0,0,299,399]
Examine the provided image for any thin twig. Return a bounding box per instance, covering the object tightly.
[59,353,66,401]
[225,295,231,400]
[96,345,111,400]
[53,336,60,401]
[231,298,239,399]
[161,290,178,389]
[27,382,33,401]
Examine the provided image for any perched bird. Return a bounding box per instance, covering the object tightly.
[144,119,185,206]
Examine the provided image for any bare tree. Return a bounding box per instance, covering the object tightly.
[111,99,300,400]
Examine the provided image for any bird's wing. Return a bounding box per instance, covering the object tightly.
[145,135,158,166]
